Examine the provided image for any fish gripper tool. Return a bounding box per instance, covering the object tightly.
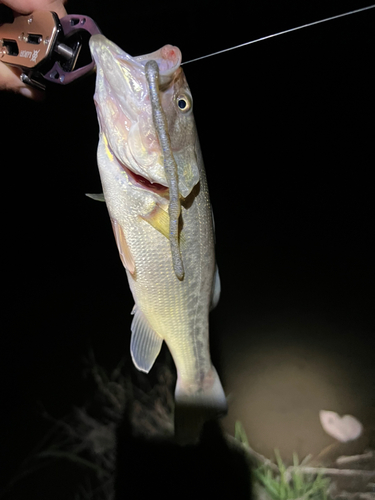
[0,10,101,90]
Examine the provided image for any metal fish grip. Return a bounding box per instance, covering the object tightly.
[0,11,101,89]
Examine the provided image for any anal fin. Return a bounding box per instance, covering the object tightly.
[130,307,163,373]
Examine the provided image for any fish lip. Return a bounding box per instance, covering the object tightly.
[90,34,182,78]
[89,34,144,71]
[134,44,182,79]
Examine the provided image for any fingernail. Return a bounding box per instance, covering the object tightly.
[18,87,34,99]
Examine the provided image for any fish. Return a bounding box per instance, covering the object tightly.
[89,34,227,444]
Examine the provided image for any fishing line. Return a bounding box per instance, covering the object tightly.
[182,4,375,65]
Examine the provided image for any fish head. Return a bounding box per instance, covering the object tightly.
[89,34,199,199]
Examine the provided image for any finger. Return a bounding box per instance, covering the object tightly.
[0,1,67,98]
[0,1,67,18]
[0,61,44,99]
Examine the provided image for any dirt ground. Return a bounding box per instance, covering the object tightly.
[218,308,375,462]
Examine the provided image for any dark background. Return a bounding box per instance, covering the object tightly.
[1,0,374,497]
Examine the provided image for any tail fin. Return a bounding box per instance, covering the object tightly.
[174,366,227,446]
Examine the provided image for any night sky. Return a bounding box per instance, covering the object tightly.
[1,0,374,498]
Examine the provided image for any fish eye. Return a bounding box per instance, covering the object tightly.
[176,94,192,113]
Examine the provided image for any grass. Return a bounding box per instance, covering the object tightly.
[234,421,331,500]
[2,355,333,500]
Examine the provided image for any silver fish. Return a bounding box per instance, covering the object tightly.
[89,34,227,443]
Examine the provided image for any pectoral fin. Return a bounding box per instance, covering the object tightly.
[140,204,170,239]
[85,193,106,202]
[130,307,163,373]
[111,218,135,275]
[140,204,185,244]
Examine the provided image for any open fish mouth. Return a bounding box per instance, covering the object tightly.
[103,134,170,196]
[121,159,169,196]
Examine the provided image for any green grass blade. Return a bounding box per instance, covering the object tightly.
[234,421,250,448]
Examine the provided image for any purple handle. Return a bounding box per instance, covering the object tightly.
[43,14,101,85]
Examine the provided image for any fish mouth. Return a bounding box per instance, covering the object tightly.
[103,133,169,196]
[116,153,169,196]
[124,163,169,196]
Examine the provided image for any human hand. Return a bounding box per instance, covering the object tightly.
[0,0,67,98]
